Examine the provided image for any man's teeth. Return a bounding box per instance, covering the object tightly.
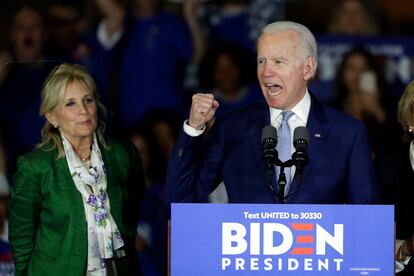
[267,85,282,95]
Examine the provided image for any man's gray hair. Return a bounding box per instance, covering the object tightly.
[261,21,318,74]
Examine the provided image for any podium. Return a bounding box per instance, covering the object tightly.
[170,204,394,275]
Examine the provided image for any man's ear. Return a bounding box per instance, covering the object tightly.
[303,57,316,81]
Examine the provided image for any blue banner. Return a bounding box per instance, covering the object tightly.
[310,35,414,102]
[171,204,394,275]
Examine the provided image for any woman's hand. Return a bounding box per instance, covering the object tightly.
[396,236,414,262]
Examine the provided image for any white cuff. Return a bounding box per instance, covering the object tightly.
[97,20,124,50]
[183,120,205,137]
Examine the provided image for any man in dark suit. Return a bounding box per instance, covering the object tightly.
[165,21,379,204]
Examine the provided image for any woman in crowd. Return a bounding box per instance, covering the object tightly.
[331,46,400,156]
[9,63,144,275]
[198,41,262,116]
[327,0,380,35]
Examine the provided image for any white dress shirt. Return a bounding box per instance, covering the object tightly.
[97,20,124,50]
[269,90,310,183]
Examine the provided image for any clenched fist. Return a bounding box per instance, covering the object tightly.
[188,93,219,129]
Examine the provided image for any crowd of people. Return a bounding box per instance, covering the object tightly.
[0,0,413,275]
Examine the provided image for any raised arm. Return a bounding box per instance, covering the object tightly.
[165,93,221,203]
[182,0,206,63]
[94,0,125,40]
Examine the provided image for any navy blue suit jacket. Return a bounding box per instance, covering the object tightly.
[166,96,379,204]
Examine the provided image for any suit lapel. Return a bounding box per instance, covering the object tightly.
[289,96,328,198]
[56,152,82,198]
[248,102,271,161]
[99,142,118,211]
[55,150,87,244]
[99,144,114,203]
[248,103,282,201]
[306,95,329,168]
[247,99,329,202]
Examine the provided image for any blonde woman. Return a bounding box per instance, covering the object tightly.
[390,79,414,275]
[9,64,144,275]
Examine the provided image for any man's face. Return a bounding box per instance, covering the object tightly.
[48,5,81,51]
[12,8,45,61]
[257,30,313,110]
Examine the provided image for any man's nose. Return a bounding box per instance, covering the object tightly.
[263,63,275,77]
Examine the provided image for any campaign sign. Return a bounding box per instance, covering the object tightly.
[171,204,394,276]
[309,35,414,103]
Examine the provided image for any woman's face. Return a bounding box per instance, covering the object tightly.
[135,0,159,13]
[342,53,369,92]
[213,53,241,93]
[153,121,175,159]
[47,81,97,144]
[131,134,150,171]
[337,0,367,35]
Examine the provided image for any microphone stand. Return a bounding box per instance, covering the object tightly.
[277,166,287,203]
[263,126,309,203]
[277,160,294,204]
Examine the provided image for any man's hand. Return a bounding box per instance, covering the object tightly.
[188,93,219,130]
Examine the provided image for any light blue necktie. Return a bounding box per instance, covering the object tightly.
[277,111,294,195]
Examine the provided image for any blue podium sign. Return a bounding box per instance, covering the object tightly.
[171,204,394,275]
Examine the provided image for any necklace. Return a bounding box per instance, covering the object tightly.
[75,144,92,162]
[80,151,91,162]
[81,155,91,162]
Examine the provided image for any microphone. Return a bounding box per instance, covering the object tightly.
[261,125,277,170]
[292,126,309,172]
[262,125,282,200]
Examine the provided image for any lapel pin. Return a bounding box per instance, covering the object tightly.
[314,133,321,138]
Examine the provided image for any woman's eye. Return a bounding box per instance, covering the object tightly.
[85,98,95,104]
[65,102,75,107]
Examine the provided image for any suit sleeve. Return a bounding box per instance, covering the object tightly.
[165,122,224,203]
[346,123,380,203]
[9,155,42,276]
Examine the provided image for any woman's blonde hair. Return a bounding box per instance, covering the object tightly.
[38,63,107,157]
[398,80,414,140]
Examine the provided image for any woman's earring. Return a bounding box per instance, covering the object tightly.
[409,128,413,133]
